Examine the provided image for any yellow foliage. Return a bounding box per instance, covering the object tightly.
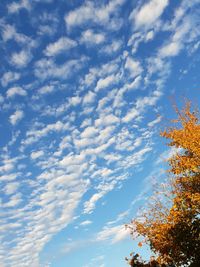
[129,102,200,266]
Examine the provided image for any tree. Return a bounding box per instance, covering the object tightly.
[125,253,160,266]
[127,102,200,267]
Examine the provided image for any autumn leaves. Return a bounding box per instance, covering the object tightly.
[128,102,200,266]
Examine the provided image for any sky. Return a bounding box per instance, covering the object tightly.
[0,0,200,266]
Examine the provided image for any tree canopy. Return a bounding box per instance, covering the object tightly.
[127,102,200,267]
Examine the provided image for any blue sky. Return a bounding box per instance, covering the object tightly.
[0,0,200,266]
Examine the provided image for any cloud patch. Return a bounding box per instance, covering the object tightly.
[10,50,31,68]
[131,0,169,28]
[9,110,24,125]
[7,86,27,98]
[44,37,77,57]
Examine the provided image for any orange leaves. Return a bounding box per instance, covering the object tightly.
[128,101,200,266]
[161,103,200,178]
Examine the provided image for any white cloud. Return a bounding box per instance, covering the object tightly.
[65,2,95,28]
[127,30,156,54]
[80,220,93,226]
[95,74,116,91]
[9,110,24,125]
[7,0,30,13]
[73,135,93,149]
[73,137,92,149]
[10,50,31,68]
[70,96,81,106]
[146,56,165,77]
[81,59,119,89]
[1,166,89,265]
[61,239,92,255]
[7,86,27,98]
[0,159,15,173]
[0,95,4,104]
[24,121,68,145]
[65,0,125,29]
[80,30,105,45]
[97,125,115,143]
[81,126,97,139]
[1,23,16,41]
[124,75,142,91]
[38,24,55,36]
[0,22,36,50]
[84,181,116,214]
[96,225,130,243]
[34,57,87,80]
[100,40,122,54]
[80,118,92,128]
[0,173,18,182]
[163,0,198,33]
[82,91,96,105]
[159,18,191,58]
[148,116,162,127]
[107,211,129,225]
[122,108,139,123]
[159,41,180,58]
[38,85,54,95]
[44,37,77,57]
[135,90,162,109]
[95,114,119,128]
[132,0,169,28]
[3,193,22,207]
[120,146,153,169]
[83,192,104,214]
[146,30,154,41]
[125,56,143,78]
[2,24,26,45]
[4,182,19,195]
[1,71,20,87]
[60,153,85,167]
[30,150,44,160]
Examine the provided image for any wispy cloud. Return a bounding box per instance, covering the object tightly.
[79,220,93,226]
[9,110,24,125]
[80,30,106,45]
[10,50,31,68]
[96,224,130,243]
[44,37,77,57]
[7,86,27,98]
[130,0,169,29]
[30,150,44,160]
[65,0,125,30]
[124,56,143,78]
[7,0,30,14]
[1,71,21,87]
[34,57,87,80]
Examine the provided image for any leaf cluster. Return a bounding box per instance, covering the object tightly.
[128,102,200,267]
